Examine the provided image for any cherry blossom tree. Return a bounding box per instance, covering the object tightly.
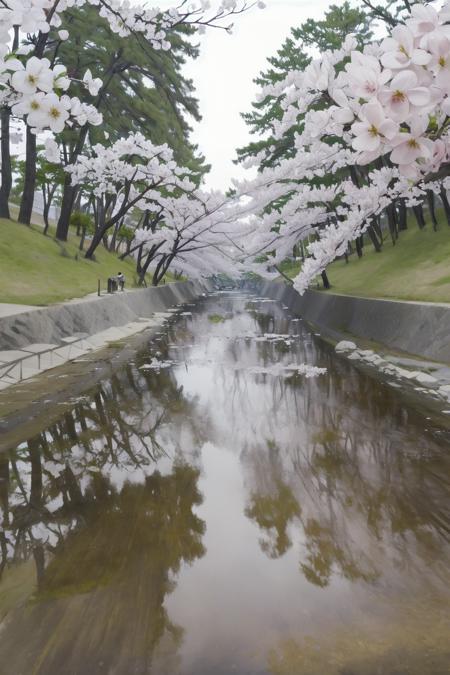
[67,131,243,281]
[133,190,244,284]
[235,1,450,295]
[66,132,198,259]
[0,0,264,223]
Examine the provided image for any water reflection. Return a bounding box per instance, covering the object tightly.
[0,292,449,674]
[0,363,206,674]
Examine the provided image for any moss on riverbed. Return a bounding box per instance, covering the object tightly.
[208,314,227,323]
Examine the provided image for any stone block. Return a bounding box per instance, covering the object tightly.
[0,350,29,364]
[60,336,81,344]
[335,341,357,352]
[84,335,108,349]
[414,372,438,385]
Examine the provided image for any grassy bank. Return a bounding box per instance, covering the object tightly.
[0,218,167,306]
[281,223,450,304]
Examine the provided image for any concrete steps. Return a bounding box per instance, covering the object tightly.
[0,314,179,391]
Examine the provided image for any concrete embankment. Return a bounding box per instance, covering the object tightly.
[0,281,209,350]
[259,281,450,364]
[0,281,210,390]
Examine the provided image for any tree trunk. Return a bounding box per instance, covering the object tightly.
[412,203,426,229]
[0,27,18,220]
[138,244,163,285]
[427,190,438,231]
[43,201,50,234]
[321,270,331,289]
[43,186,50,235]
[56,177,77,241]
[440,186,450,226]
[372,217,383,241]
[136,243,144,275]
[367,220,382,252]
[33,545,46,590]
[28,438,43,510]
[84,207,112,260]
[18,127,37,225]
[84,227,104,259]
[56,125,90,241]
[0,454,9,528]
[386,204,398,244]
[138,254,151,285]
[43,184,57,235]
[299,240,305,262]
[397,199,408,231]
[152,255,169,286]
[0,107,12,219]
[109,221,121,252]
[355,236,363,258]
[79,226,86,251]
[73,191,82,212]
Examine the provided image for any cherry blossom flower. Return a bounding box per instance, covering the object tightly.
[351,101,397,154]
[40,93,71,132]
[390,117,433,169]
[428,37,450,94]
[83,69,102,96]
[381,25,431,70]
[52,64,70,91]
[379,70,430,122]
[11,91,46,127]
[11,56,54,95]
[345,52,391,100]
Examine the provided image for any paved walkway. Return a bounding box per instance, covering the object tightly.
[0,288,138,320]
[0,303,40,318]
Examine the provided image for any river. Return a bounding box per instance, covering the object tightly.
[0,291,449,675]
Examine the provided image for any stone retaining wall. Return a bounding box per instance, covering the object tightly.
[259,281,450,363]
[0,281,210,350]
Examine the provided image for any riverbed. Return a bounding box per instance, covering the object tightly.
[0,291,449,675]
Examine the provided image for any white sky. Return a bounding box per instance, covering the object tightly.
[158,0,334,191]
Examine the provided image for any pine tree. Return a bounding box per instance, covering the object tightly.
[236,3,373,169]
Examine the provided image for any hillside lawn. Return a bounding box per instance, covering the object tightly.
[281,222,450,304]
[0,218,174,306]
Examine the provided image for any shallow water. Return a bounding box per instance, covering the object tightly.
[0,292,449,675]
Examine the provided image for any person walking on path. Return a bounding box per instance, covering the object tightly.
[117,272,125,291]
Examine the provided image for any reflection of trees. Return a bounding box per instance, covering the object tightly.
[0,358,205,563]
[0,360,207,674]
[247,308,275,334]
[1,291,449,673]
[240,303,450,591]
[246,479,300,558]
[0,463,205,674]
[244,440,380,587]
[192,295,450,591]
[245,395,450,587]
[186,294,450,593]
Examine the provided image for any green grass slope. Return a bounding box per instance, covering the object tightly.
[0,218,150,306]
[281,223,450,304]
